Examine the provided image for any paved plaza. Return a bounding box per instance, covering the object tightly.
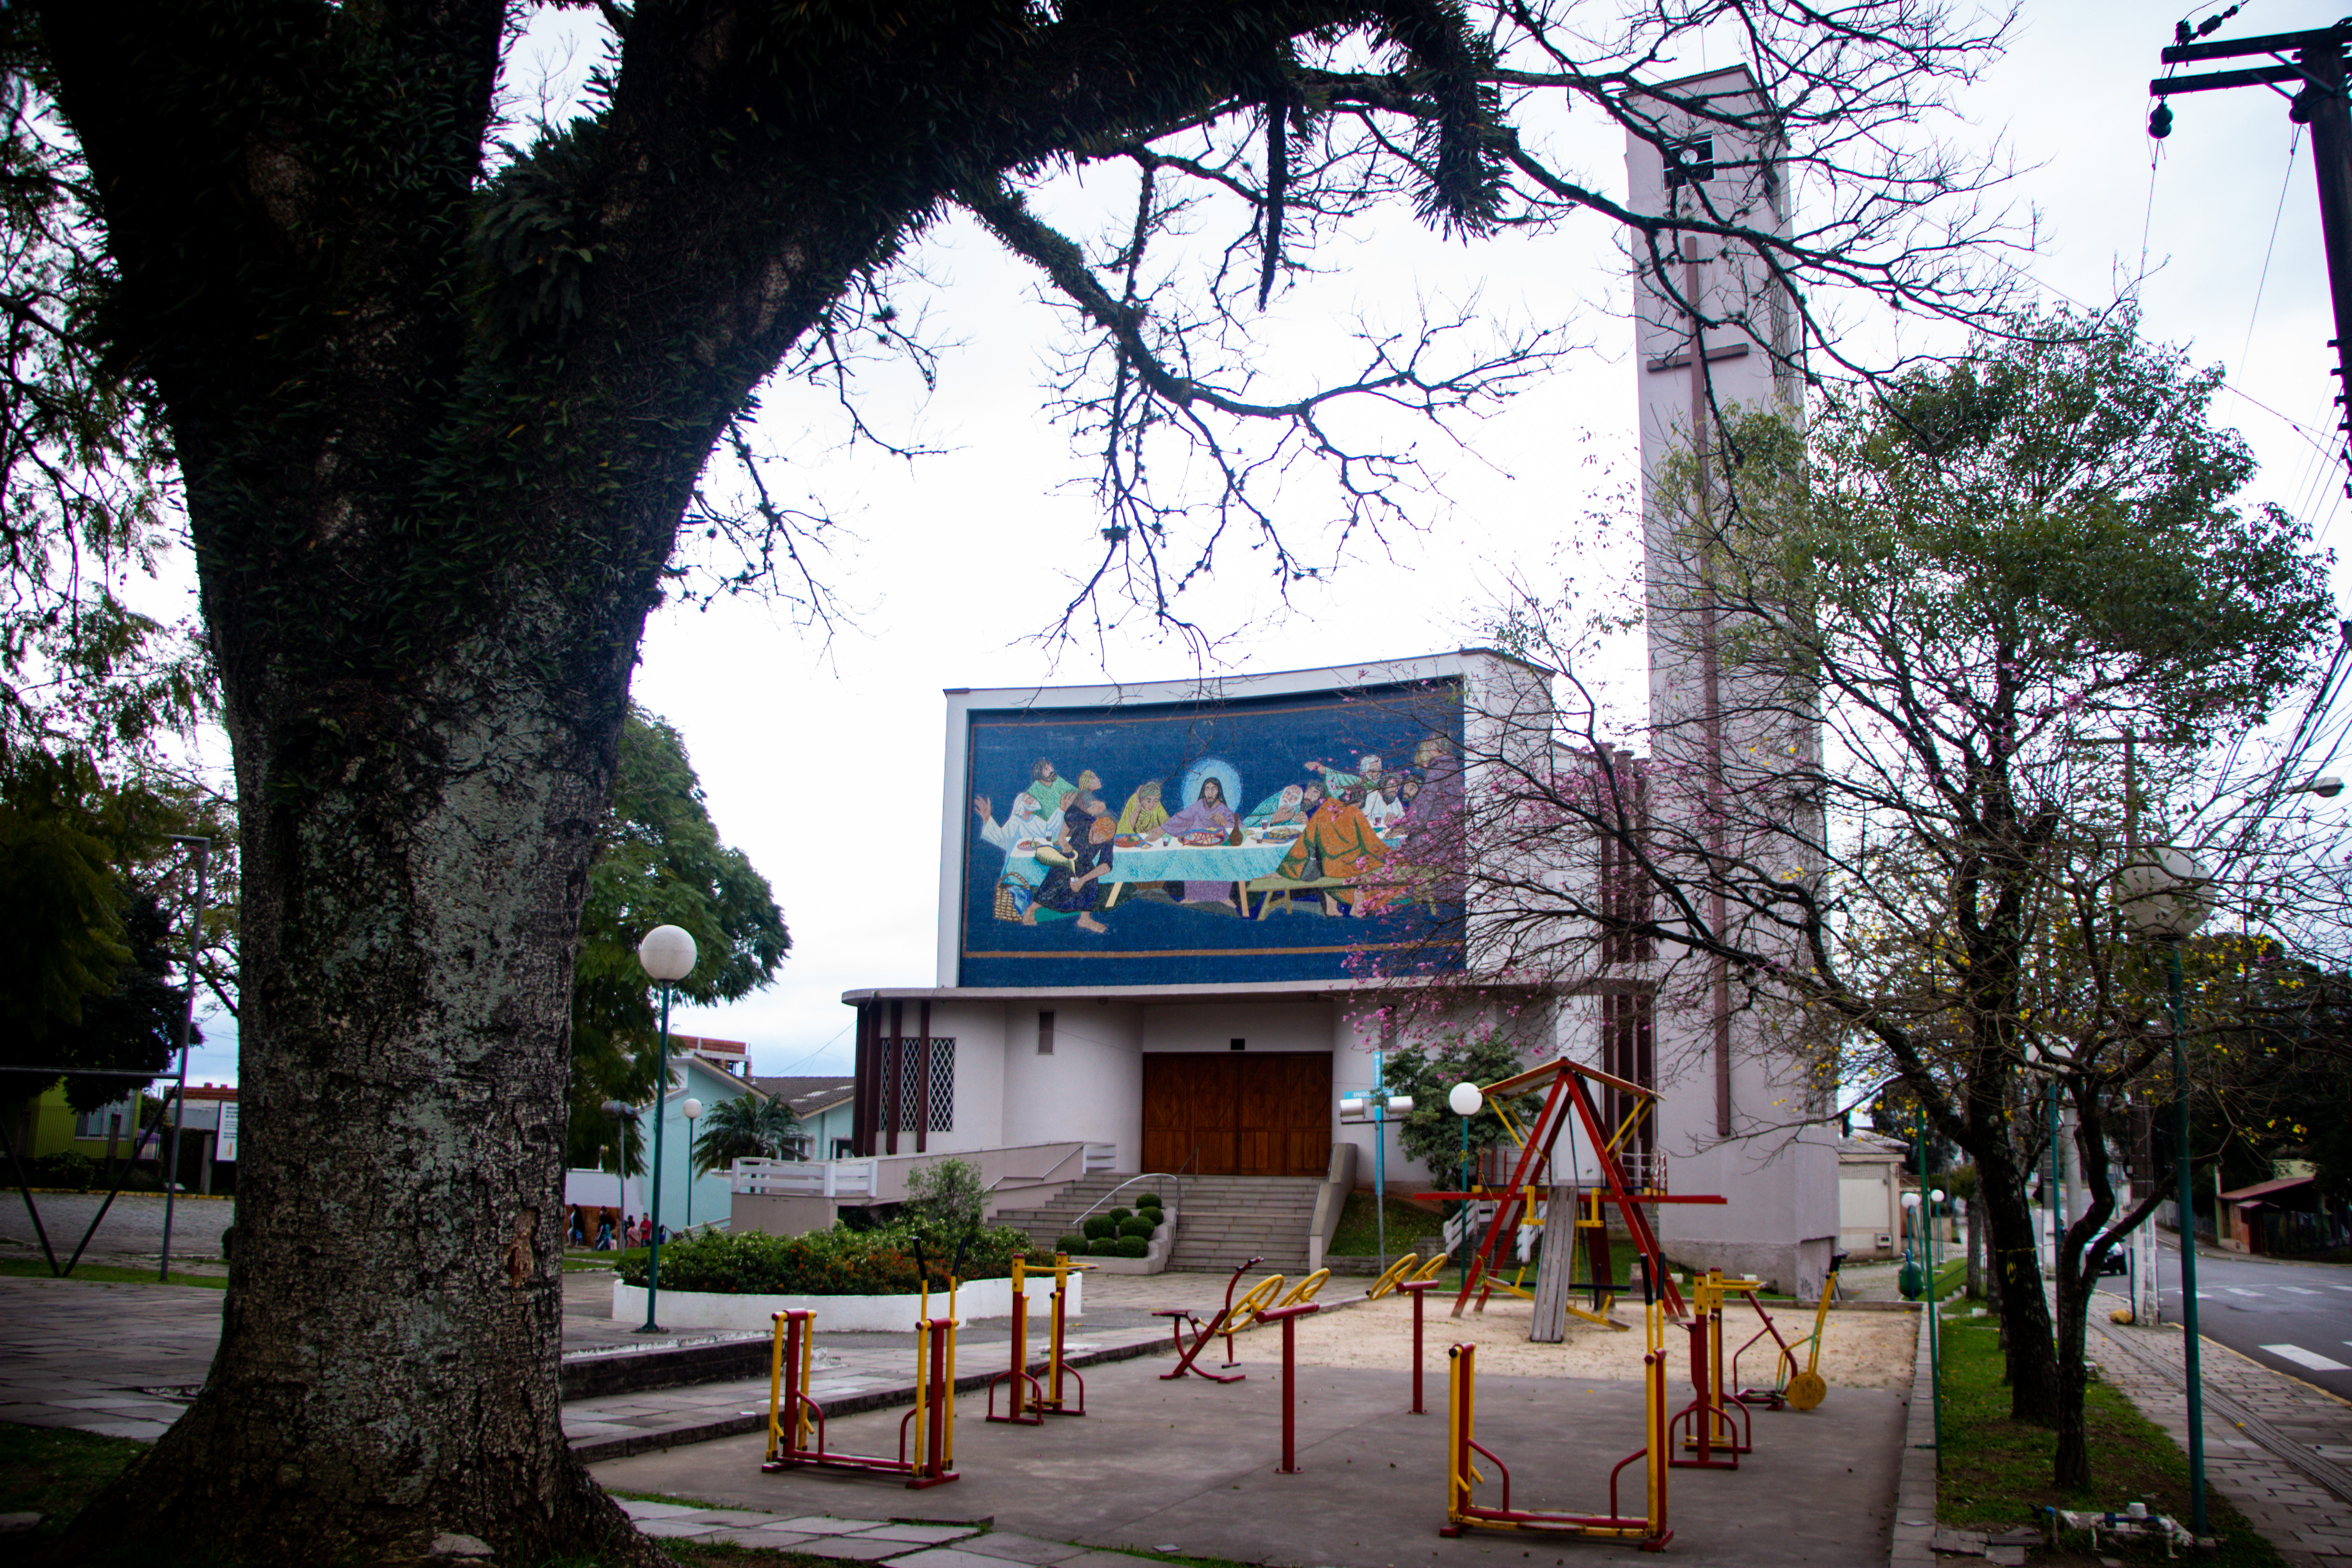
[597,1353,1909,1568]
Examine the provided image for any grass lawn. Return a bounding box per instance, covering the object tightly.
[1328,1191,1450,1256]
[562,1248,642,1273]
[1933,1303,2286,1568]
[0,1259,225,1288]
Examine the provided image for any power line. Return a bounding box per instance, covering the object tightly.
[2239,122,2305,375]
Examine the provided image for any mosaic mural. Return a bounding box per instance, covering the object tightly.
[957,677,1465,986]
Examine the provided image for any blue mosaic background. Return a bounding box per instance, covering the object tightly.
[956,678,1464,987]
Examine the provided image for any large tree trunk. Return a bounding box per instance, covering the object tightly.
[47,608,662,1563]
[1971,1147,2060,1425]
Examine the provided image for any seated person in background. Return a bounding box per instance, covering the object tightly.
[1364,772,1407,831]
[1117,779,1169,837]
[1304,752,1383,793]
[1275,782,1388,912]
[975,792,1064,917]
[1026,791,1116,933]
[1158,777,1242,906]
[1244,782,1308,829]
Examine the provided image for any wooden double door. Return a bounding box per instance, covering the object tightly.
[1141,1052,1332,1177]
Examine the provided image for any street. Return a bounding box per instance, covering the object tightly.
[2159,1240,2352,1401]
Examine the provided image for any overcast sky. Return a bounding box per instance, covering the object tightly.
[171,1,2352,1089]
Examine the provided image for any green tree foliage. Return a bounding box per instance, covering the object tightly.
[1426,307,2337,1492]
[898,1156,987,1263]
[0,750,211,1113]
[1377,1026,1542,1179]
[565,707,789,1172]
[690,1090,798,1177]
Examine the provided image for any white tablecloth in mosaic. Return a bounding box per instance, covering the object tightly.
[1002,840,1296,894]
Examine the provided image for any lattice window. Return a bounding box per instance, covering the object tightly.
[885,1038,955,1133]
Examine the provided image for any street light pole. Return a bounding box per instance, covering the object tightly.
[634,925,698,1335]
[157,835,211,1283]
[1449,1082,1484,1277]
[2167,938,2208,1539]
[681,1098,703,1232]
[2117,846,2215,1541]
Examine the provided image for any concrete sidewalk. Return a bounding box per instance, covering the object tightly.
[0,1264,1298,1455]
[2088,1312,2352,1568]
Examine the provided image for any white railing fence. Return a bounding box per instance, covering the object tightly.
[731,1157,876,1198]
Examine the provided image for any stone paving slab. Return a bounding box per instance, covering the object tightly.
[2087,1313,2352,1568]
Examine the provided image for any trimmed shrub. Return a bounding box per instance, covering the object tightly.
[1138,1203,1164,1224]
[1089,1237,1124,1256]
[1117,1217,1156,1240]
[1112,1235,1150,1258]
[1133,1191,1161,1208]
[616,1222,1054,1294]
[1082,1215,1117,1240]
[1107,1207,1132,1224]
[1056,1234,1090,1256]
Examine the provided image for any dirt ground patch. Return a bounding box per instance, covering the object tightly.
[1224,1288,1921,1388]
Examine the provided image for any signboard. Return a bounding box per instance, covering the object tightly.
[957,676,1465,987]
[214,1101,239,1162]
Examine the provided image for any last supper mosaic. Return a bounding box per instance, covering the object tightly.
[956,677,1465,987]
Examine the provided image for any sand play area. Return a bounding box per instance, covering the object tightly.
[1224,1287,1921,1388]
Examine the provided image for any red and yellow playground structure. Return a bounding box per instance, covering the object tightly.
[1429,1057,1844,1549]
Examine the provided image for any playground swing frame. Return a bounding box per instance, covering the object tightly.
[1423,1057,1724,1324]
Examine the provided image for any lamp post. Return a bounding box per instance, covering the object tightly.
[601,1100,633,1238]
[1449,1082,1484,1277]
[1339,1067,1415,1273]
[681,1098,704,1232]
[2117,847,2215,1539]
[635,924,698,1334]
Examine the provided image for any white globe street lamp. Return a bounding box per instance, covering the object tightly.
[634,925,697,1333]
[1448,1082,1485,1274]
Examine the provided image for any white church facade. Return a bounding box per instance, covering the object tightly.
[768,63,1837,1298]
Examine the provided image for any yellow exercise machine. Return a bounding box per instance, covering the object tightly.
[761,1266,961,1489]
[987,1253,1093,1424]
[1441,1260,1672,1550]
[1368,1251,1448,1302]
[1776,1258,1842,1411]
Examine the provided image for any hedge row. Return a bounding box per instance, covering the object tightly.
[616,1223,1054,1294]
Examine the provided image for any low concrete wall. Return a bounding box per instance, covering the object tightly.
[611,1272,1082,1332]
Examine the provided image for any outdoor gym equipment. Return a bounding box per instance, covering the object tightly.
[1367,1251,1446,1302]
[1257,1300,1322,1473]
[1424,1058,1724,1324]
[1670,1269,1755,1469]
[1776,1256,1843,1411]
[1398,1273,1445,1414]
[761,1247,963,1489]
[987,1253,1091,1424]
[1155,1256,1274,1382]
[1225,1268,1332,1341]
[1440,1260,1673,1550]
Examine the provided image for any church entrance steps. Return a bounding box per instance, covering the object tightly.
[992,1173,1174,1248]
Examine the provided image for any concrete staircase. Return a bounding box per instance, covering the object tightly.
[1164,1177,1323,1274]
[992,1174,1324,1274]
[991,1174,1168,1250]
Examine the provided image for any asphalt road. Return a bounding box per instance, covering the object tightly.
[2157,1240,2352,1400]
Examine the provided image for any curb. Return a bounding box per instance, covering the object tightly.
[569,1332,1174,1462]
[1888,1301,1937,1568]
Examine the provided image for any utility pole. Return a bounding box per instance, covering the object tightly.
[2152,18,2352,497]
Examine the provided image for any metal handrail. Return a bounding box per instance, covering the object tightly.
[1070,1169,1191,1228]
